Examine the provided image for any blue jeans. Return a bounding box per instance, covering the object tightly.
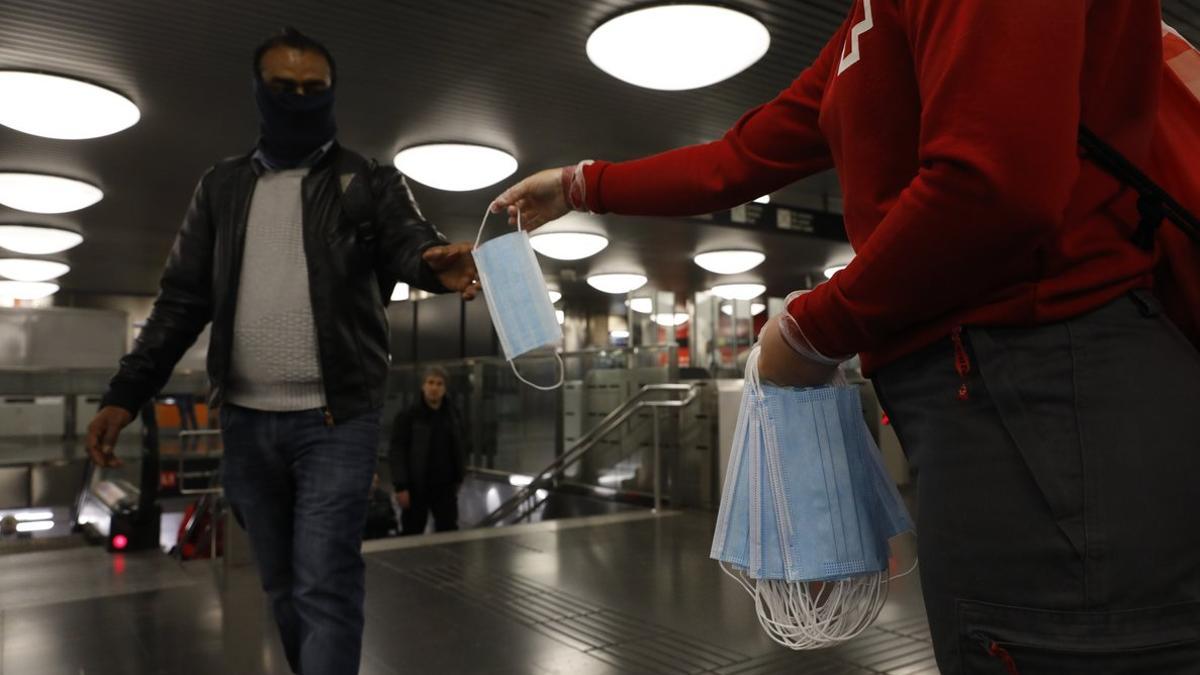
[220,405,381,675]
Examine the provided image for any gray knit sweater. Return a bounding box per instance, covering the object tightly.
[225,169,326,411]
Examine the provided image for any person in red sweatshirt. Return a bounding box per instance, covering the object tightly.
[491,2,1200,671]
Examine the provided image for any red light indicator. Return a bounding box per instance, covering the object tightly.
[112,534,129,550]
[881,414,890,426]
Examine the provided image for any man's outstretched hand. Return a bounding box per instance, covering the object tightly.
[423,243,480,300]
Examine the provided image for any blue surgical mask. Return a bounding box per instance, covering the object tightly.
[473,208,564,390]
[711,348,913,583]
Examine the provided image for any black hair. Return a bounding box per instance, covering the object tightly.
[253,26,337,84]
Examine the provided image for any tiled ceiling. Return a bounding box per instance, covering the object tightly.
[0,0,1195,300]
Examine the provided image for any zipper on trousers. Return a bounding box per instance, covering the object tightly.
[950,326,972,401]
[972,633,1021,675]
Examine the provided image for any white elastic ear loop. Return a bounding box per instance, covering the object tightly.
[509,353,565,392]
[475,203,523,251]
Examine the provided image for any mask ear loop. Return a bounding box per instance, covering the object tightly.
[509,354,565,391]
[475,206,566,391]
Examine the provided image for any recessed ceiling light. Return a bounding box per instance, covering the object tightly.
[587,273,647,294]
[587,5,770,91]
[393,144,517,191]
[0,173,103,214]
[754,195,770,204]
[652,313,690,327]
[626,297,653,314]
[391,282,410,302]
[0,258,69,282]
[693,250,765,275]
[711,283,766,300]
[548,290,562,304]
[0,281,58,300]
[0,225,83,255]
[555,309,565,325]
[824,264,849,279]
[721,302,766,316]
[609,329,630,340]
[0,71,139,139]
[529,232,609,261]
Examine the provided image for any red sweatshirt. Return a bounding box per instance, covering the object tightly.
[581,0,1164,373]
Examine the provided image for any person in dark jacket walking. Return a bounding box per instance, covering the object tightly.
[390,366,468,535]
[83,28,478,675]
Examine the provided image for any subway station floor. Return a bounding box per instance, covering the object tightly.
[0,511,934,674]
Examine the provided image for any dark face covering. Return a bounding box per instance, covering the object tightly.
[253,78,337,168]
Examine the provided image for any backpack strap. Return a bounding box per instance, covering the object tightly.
[1078,125,1200,249]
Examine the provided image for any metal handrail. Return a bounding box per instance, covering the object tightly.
[476,383,700,527]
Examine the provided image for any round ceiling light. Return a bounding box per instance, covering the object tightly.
[693,250,765,275]
[0,225,83,255]
[587,273,647,294]
[0,281,58,300]
[711,283,766,300]
[548,290,562,304]
[820,260,849,276]
[529,232,609,261]
[587,5,770,91]
[0,258,69,282]
[754,195,770,205]
[626,297,653,314]
[652,313,690,327]
[555,309,566,325]
[609,329,630,340]
[721,302,766,316]
[0,173,103,214]
[393,144,517,192]
[391,282,410,302]
[0,71,140,139]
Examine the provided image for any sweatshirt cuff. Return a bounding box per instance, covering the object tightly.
[581,160,611,214]
[787,286,858,361]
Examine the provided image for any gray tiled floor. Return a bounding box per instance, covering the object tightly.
[0,511,933,674]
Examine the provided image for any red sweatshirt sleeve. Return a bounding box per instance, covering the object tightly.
[581,24,846,215]
[791,1,1088,357]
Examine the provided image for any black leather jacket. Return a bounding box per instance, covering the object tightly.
[101,144,450,422]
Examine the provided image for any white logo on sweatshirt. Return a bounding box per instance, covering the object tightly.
[838,0,875,75]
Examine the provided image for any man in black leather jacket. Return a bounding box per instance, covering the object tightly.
[84,28,478,675]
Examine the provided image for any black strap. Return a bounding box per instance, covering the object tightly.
[1078,125,1200,249]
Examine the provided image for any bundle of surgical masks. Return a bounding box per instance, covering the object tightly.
[711,346,915,649]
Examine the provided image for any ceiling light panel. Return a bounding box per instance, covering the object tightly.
[711,283,766,300]
[393,144,517,191]
[587,273,647,294]
[0,173,103,214]
[0,258,69,282]
[0,225,83,255]
[693,250,765,275]
[587,5,770,91]
[0,71,139,139]
[529,232,609,261]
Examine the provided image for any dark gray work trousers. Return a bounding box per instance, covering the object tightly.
[874,290,1200,673]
